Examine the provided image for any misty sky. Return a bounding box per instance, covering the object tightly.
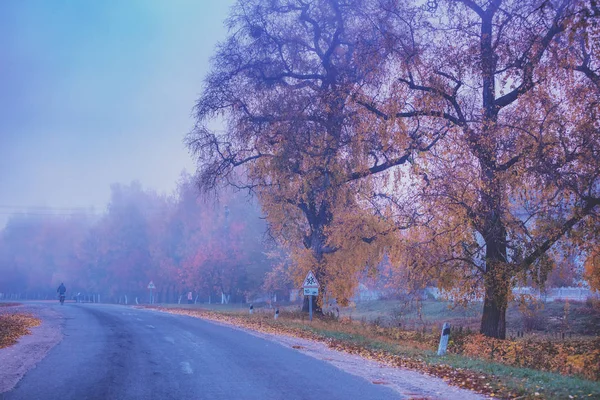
[0,0,234,224]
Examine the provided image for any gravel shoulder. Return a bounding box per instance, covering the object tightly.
[0,303,63,393]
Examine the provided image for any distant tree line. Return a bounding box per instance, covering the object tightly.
[0,174,285,304]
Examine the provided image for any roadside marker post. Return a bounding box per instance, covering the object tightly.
[302,271,320,322]
[147,281,156,304]
[437,322,451,356]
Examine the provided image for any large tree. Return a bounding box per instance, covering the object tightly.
[369,0,600,338]
[187,0,442,309]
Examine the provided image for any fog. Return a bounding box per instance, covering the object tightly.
[0,1,288,301]
[0,0,234,227]
[0,176,280,303]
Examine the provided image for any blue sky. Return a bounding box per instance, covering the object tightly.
[0,0,234,221]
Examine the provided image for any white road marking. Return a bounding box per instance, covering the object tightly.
[181,330,204,349]
[180,361,193,375]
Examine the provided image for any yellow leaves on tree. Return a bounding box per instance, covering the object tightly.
[188,0,437,313]
[188,0,600,336]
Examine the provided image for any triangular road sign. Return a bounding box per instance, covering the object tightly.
[302,271,319,288]
[148,281,156,289]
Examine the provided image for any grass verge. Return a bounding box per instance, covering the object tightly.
[145,305,600,400]
[0,313,41,349]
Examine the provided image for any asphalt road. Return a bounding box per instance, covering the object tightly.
[2,304,402,400]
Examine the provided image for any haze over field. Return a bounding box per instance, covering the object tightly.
[0,0,234,225]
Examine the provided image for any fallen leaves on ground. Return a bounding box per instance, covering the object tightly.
[0,313,41,349]
[461,334,600,381]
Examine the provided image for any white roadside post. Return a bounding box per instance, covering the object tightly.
[302,271,320,322]
[147,281,156,304]
[274,308,279,320]
[437,322,451,356]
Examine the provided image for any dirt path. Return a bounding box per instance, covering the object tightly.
[0,304,63,393]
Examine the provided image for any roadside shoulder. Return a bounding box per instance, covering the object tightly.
[0,304,64,393]
[147,306,487,400]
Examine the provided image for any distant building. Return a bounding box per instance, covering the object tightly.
[353,283,381,302]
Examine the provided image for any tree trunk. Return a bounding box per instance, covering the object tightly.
[298,198,332,316]
[480,208,509,339]
[480,282,508,339]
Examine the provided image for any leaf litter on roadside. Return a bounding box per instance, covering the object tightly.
[0,313,41,349]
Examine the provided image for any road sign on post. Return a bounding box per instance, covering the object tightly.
[302,271,320,322]
[302,271,319,288]
[148,281,156,304]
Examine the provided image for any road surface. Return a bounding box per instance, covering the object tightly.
[2,303,403,400]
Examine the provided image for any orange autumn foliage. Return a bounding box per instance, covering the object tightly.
[188,0,600,339]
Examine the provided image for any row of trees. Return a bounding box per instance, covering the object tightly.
[0,175,280,303]
[189,0,600,338]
